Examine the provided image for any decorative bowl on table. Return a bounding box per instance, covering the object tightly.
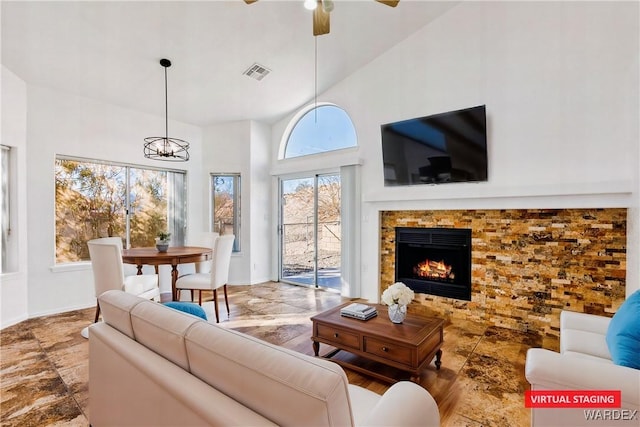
[155,232,171,252]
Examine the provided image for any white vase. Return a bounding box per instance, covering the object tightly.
[388,304,407,324]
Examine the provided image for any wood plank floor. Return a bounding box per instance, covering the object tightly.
[1,281,542,426]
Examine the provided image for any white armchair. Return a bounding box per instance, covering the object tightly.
[525,310,640,427]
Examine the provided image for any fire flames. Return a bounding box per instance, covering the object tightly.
[413,259,455,280]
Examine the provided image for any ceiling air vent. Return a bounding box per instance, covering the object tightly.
[243,63,271,81]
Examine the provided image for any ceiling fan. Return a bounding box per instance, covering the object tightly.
[243,0,400,36]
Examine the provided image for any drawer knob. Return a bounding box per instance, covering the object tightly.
[382,346,388,352]
[334,333,339,338]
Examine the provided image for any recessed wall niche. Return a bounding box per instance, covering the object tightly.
[379,208,627,347]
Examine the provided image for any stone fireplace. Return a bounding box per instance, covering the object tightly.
[395,227,471,301]
[380,208,627,343]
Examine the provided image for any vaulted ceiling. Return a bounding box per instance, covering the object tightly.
[1,0,457,126]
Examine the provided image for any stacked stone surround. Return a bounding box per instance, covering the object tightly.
[379,208,627,345]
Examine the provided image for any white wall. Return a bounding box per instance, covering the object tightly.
[203,121,249,284]
[4,78,270,323]
[201,120,272,285]
[249,121,273,284]
[0,66,29,328]
[272,1,639,302]
[3,1,638,324]
[25,85,203,317]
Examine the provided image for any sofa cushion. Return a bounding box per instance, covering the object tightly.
[90,322,278,427]
[185,321,354,426]
[561,329,611,360]
[98,289,145,339]
[130,300,202,371]
[163,301,208,320]
[606,290,640,369]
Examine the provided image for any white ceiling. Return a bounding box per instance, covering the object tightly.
[1,0,457,126]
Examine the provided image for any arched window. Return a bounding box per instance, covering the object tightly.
[281,104,357,159]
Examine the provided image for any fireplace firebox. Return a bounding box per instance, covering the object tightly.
[395,227,471,301]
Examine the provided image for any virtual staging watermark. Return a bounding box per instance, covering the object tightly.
[583,410,638,422]
[525,390,621,408]
[525,391,638,422]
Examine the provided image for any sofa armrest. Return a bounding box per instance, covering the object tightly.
[560,311,612,359]
[525,348,640,409]
[364,381,440,426]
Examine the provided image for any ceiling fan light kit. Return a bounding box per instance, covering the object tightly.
[143,58,190,162]
[322,0,334,13]
[243,0,398,36]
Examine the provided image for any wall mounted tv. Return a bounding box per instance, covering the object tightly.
[381,105,487,186]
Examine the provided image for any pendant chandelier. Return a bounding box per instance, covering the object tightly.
[144,58,190,162]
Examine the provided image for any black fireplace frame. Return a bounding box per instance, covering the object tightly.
[395,227,472,301]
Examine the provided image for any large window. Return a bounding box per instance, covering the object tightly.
[211,174,240,252]
[278,102,359,296]
[55,157,186,263]
[282,104,357,159]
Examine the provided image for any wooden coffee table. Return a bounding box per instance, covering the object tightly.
[311,303,444,383]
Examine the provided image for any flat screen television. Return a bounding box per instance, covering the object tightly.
[381,105,487,186]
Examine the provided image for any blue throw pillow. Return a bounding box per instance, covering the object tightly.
[605,290,640,369]
[163,302,208,321]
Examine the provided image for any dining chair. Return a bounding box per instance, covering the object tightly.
[193,231,219,274]
[81,237,160,338]
[176,231,219,301]
[175,234,235,323]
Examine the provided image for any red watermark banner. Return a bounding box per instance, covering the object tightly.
[525,390,621,408]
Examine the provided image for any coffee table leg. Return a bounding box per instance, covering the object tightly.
[435,349,442,370]
[313,340,320,356]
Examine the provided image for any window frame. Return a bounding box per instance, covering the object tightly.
[1,145,13,273]
[210,173,241,253]
[54,155,187,264]
[279,103,357,160]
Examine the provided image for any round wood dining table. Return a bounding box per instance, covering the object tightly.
[121,246,212,301]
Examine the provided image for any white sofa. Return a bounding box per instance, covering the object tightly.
[525,310,640,427]
[89,290,440,426]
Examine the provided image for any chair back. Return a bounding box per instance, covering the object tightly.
[210,234,235,289]
[88,237,126,297]
[193,232,219,274]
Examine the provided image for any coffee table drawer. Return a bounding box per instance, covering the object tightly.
[363,337,412,366]
[316,324,360,350]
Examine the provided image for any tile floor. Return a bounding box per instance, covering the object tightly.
[1,282,545,426]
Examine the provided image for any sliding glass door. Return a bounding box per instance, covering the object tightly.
[280,174,341,290]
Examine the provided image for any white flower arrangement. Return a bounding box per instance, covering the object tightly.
[381,282,415,306]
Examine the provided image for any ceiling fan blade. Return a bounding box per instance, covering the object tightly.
[376,0,399,7]
[243,0,258,4]
[313,0,330,36]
